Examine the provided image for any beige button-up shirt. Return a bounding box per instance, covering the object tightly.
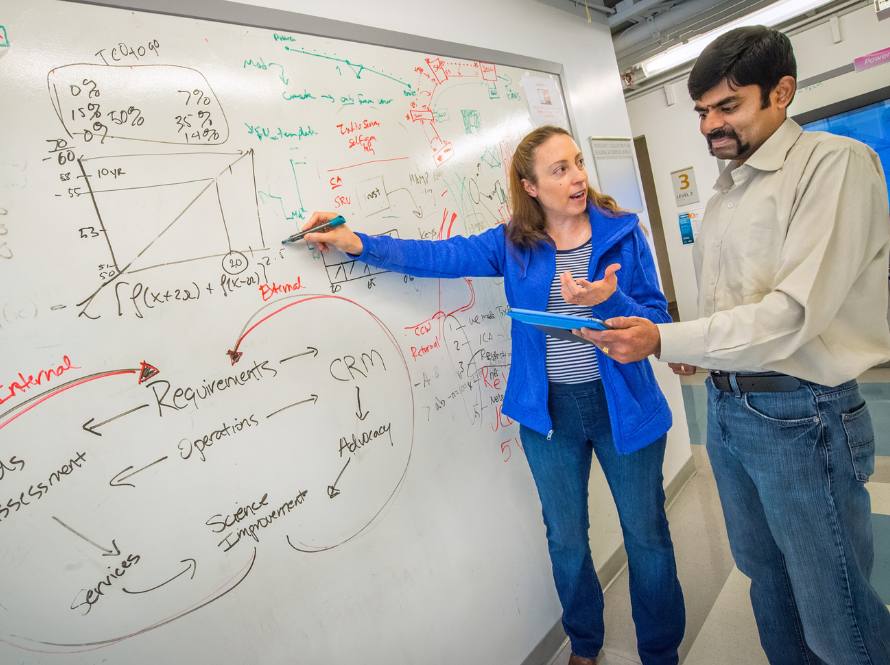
[658,119,890,386]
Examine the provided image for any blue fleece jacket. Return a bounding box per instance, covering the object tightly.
[353,204,672,454]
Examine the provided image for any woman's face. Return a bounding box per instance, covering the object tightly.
[521,133,588,221]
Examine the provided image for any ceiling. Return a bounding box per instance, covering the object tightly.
[540,0,849,87]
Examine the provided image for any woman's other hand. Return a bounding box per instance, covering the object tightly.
[301,211,364,254]
[560,263,620,307]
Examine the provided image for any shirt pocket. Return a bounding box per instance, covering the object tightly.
[726,187,786,297]
[842,402,875,482]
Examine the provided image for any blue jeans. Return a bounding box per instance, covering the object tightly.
[706,378,890,664]
[519,380,685,665]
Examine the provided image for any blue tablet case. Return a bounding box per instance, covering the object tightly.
[507,308,610,331]
[507,308,609,345]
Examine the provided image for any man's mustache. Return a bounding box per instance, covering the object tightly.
[707,128,739,143]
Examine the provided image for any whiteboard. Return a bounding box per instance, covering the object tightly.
[0,1,573,664]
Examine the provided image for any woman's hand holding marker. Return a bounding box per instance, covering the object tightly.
[297,211,364,254]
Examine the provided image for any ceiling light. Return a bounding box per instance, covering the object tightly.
[640,0,834,77]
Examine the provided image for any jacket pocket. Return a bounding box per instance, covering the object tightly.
[606,359,667,441]
[842,402,875,482]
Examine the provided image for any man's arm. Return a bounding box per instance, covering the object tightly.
[583,145,889,365]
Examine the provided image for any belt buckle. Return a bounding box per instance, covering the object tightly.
[708,370,734,393]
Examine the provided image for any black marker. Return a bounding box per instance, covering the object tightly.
[282,215,347,244]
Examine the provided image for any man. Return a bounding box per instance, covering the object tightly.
[581,26,890,664]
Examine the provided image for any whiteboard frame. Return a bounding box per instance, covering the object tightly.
[61,0,579,137]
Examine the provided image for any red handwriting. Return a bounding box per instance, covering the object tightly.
[480,367,501,390]
[403,276,476,338]
[404,58,496,166]
[258,277,303,302]
[410,321,432,337]
[337,119,381,135]
[439,208,457,239]
[0,355,81,406]
[491,404,514,432]
[410,336,441,361]
[334,194,351,208]
[347,134,377,154]
[500,436,522,462]
[329,175,343,189]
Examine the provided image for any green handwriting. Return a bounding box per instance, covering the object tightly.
[281,44,414,93]
[242,57,289,84]
[258,191,306,221]
[245,123,317,143]
[281,90,393,106]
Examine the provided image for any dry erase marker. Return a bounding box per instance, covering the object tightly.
[282,215,346,244]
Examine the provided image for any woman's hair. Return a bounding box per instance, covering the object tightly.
[507,125,621,248]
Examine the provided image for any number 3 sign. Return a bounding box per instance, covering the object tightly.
[670,166,699,206]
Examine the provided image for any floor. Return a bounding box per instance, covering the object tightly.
[548,369,890,665]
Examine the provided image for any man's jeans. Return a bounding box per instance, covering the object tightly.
[706,377,890,664]
[520,380,685,665]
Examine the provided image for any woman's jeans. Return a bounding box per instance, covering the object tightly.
[706,378,890,664]
[519,380,685,665]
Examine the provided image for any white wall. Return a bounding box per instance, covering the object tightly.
[627,3,890,322]
[232,0,692,575]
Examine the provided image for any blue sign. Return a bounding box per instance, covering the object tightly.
[678,213,694,245]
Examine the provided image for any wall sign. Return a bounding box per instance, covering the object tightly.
[670,166,699,206]
[678,212,695,244]
[589,137,644,212]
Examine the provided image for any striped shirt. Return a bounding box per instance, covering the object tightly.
[546,239,601,383]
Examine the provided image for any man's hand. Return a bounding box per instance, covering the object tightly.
[668,363,698,376]
[560,263,620,307]
[577,316,661,363]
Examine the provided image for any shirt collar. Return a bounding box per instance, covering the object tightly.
[744,118,802,172]
[713,118,803,192]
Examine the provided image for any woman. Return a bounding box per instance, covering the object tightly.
[304,125,685,665]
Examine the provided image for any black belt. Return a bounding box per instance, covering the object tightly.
[709,371,802,393]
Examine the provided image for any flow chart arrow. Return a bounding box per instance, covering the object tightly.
[354,385,369,421]
[52,516,120,557]
[83,403,149,437]
[122,558,196,595]
[9,548,257,650]
[0,363,157,433]
[280,346,319,363]
[327,458,351,499]
[266,394,318,419]
[109,455,169,488]
[386,187,423,217]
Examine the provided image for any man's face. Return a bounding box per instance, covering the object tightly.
[693,78,787,162]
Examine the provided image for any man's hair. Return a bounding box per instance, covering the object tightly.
[687,26,797,107]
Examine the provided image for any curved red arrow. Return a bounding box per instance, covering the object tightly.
[227,294,386,365]
[0,363,157,433]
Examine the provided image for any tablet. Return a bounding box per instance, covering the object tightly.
[507,307,610,331]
